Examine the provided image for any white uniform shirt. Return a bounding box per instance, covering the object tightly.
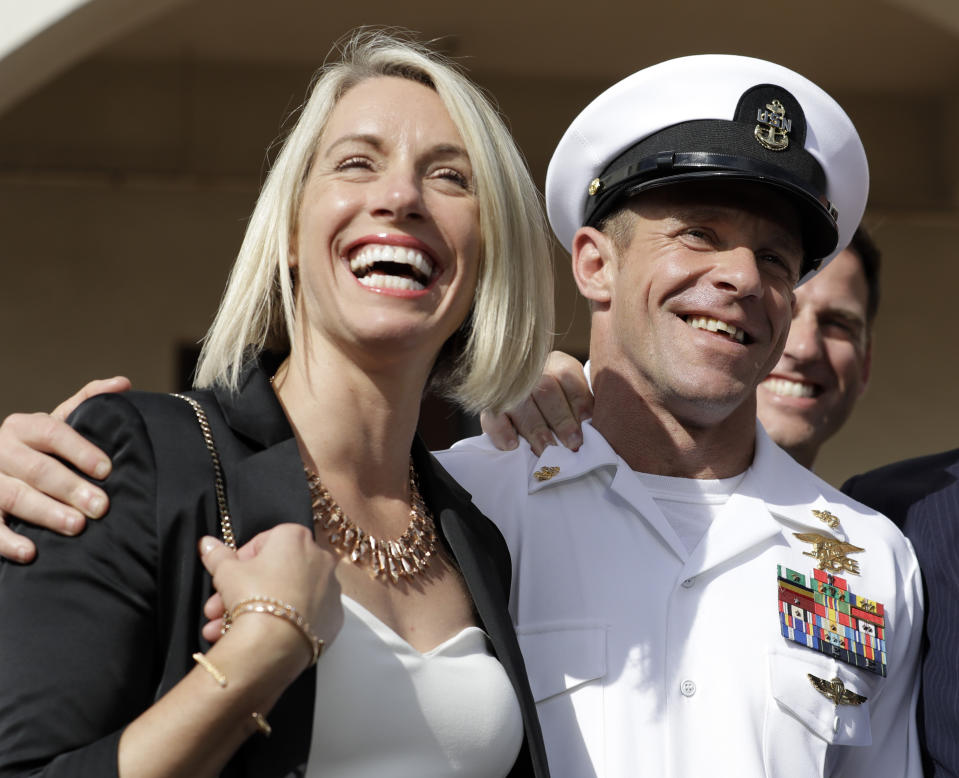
[437,422,923,778]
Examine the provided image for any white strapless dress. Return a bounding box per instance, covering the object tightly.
[305,595,523,777]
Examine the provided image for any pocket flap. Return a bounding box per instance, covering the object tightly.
[769,649,873,746]
[517,623,607,703]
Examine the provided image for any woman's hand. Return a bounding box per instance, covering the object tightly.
[199,525,344,665]
[0,377,128,562]
[116,526,343,777]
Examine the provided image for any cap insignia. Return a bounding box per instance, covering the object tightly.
[754,99,791,151]
[588,177,602,196]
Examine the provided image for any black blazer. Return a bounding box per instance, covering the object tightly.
[0,356,548,778]
[843,450,959,778]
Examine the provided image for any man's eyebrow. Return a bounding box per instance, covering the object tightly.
[673,205,722,219]
[768,228,803,257]
[670,206,803,250]
[821,306,866,323]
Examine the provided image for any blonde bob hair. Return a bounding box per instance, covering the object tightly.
[195,29,553,413]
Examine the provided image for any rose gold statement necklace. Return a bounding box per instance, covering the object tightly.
[305,462,437,583]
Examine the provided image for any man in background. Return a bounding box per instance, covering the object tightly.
[843,452,959,777]
[755,227,878,469]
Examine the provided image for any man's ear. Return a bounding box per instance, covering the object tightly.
[571,227,616,304]
[859,336,873,394]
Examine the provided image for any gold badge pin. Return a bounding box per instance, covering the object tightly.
[812,509,840,529]
[807,674,867,706]
[533,466,560,482]
[754,99,791,151]
[793,532,864,575]
[588,178,602,196]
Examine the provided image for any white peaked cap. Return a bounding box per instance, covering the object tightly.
[545,54,869,280]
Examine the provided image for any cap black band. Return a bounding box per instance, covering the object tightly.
[583,99,840,276]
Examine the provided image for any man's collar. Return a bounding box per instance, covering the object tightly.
[745,422,858,537]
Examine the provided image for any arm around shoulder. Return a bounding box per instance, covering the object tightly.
[0,394,161,775]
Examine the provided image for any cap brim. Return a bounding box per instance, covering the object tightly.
[615,171,839,271]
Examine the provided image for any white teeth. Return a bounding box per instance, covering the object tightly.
[349,244,433,281]
[685,316,745,343]
[357,273,426,292]
[763,377,816,398]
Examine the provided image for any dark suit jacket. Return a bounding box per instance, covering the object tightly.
[0,356,548,778]
[843,450,959,778]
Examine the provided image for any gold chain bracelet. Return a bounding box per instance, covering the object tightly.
[223,597,324,666]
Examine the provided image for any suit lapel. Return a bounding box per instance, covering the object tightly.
[206,359,316,777]
[227,439,314,540]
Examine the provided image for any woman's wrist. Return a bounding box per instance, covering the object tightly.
[224,596,324,666]
[209,608,315,693]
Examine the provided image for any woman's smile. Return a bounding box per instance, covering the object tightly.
[345,234,439,295]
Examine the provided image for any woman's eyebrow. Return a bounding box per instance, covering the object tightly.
[429,143,470,160]
[323,133,383,154]
[321,136,469,165]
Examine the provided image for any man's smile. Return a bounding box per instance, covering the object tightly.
[684,315,747,344]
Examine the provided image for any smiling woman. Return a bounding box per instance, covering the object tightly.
[198,33,551,415]
[0,29,552,778]
[288,76,482,391]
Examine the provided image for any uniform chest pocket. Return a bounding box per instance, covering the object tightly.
[768,648,875,745]
[764,647,876,775]
[517,623,607,777]
[516,622,607,703]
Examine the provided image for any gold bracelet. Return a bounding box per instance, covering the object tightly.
[192,651,227,687]
[252,712,272,737]
[191,652,271,737]
[224,597,324,666]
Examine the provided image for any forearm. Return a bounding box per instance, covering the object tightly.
[119,616,311,778]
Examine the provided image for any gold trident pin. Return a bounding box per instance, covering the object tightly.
[793,532,864,575]
[533,466,560,482]
[812,509,840,529]
[807,674,867,707]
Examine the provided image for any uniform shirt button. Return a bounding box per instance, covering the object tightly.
[681,577,695,589]
[680,679,696,697]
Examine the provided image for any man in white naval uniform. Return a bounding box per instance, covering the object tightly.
[438,56,922,778]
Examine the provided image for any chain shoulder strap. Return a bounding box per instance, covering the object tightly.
[171,393,237,550]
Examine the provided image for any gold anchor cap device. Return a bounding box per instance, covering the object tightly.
[545,54,869,283]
